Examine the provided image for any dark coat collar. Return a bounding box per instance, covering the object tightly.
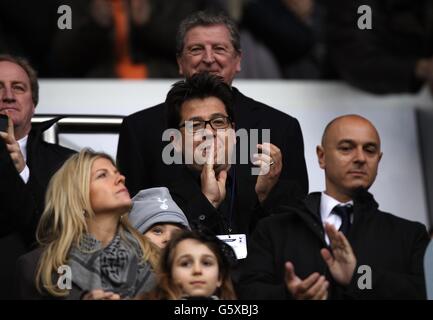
[27,117,65,165]
[286,190,379,245]
[303,190,379,218]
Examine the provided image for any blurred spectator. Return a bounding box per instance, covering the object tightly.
[0,0,60,77]
[241,0,317,78]
[213,0,283,78]
[326,0,433,94]
[0,0,328,79]
[281,0,331,79]
[48,0,219,78]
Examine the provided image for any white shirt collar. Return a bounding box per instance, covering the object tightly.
[17,135,28,162]
[320,192,353,223]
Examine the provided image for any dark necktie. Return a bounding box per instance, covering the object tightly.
[332,205,353,235]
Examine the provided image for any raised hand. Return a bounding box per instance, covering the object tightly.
[200,142,227,208]
[285,261,329,300]
[320,223,357,286]
[254,143,282,203]
[0,112,25,173]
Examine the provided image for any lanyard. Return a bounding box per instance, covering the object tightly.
[226,166,236,234]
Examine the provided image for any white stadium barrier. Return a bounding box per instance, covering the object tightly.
[36,79,433,227]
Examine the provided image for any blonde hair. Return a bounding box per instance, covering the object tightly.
[35,149,159,297]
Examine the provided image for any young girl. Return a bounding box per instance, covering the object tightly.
[139,228,236,300]
[15,149,159,299]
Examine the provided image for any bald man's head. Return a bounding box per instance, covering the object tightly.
[317,114,383,202]
[321,115,381,148]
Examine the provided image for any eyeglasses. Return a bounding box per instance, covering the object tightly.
[179,116,232,133]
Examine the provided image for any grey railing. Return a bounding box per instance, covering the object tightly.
[32,114,124,144]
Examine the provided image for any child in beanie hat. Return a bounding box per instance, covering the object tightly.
[128,187,190,248]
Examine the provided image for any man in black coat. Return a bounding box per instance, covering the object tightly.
[116,11,308,200]
[237,115,430,299]
[163,72,292,238]
[0,55,75,299]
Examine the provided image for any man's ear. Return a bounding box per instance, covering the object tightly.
[316,145,326,169]
[177,56,184,76]
[236,51,242,73]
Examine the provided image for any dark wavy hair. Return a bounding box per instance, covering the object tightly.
[165,72,234,130]
[139,227,237,300]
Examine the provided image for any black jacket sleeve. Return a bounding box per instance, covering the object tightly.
[341,222,429,299]
[237,219,291,299]
[0,141,41,239]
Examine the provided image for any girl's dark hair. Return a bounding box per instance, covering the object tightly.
[145,227,237,300]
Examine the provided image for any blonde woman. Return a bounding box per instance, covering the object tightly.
[14,149,159,299]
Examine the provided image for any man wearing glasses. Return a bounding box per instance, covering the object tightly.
[116,11,308,210]
[165,72,284,239]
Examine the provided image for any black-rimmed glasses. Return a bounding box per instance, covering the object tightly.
[179,116,232,133]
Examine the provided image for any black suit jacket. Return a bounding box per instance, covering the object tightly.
[117,87,308,197]
[237,191,429,299]
[0,118,75,299]
[169,164,305,236]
